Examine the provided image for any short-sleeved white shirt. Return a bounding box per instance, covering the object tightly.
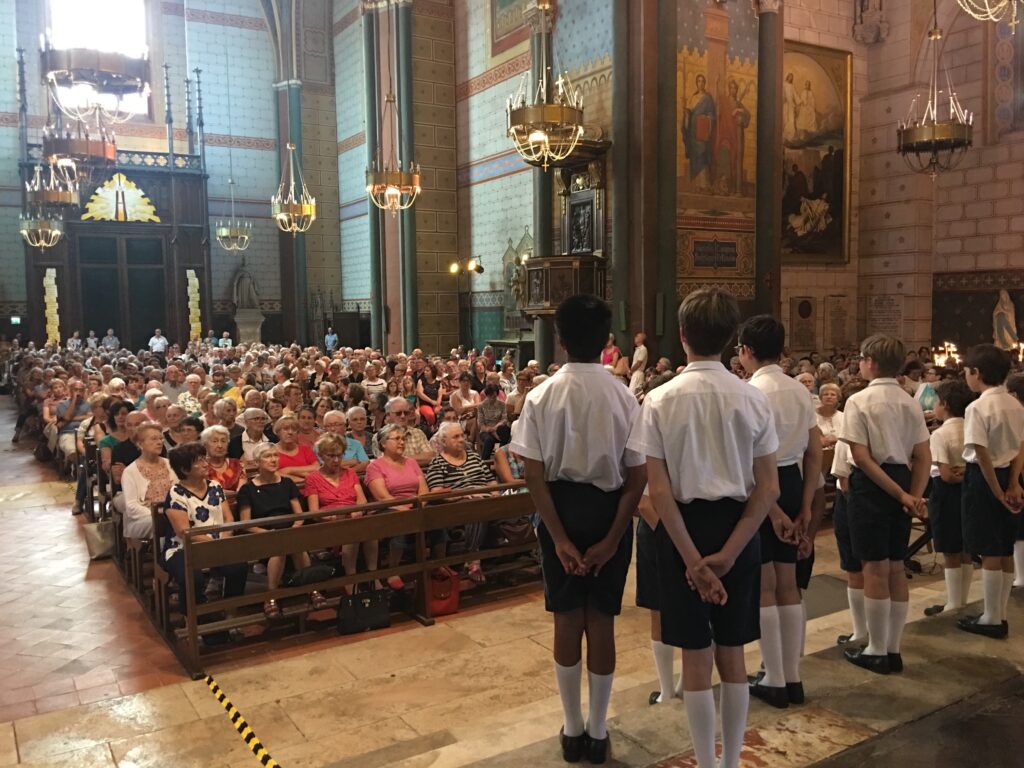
[963,386,1024,468]
[748,364,816,467]
[830,439,855,478]
[839,378,929,465]
[930,417,965,478]
[627,361,778,503]
[509,362,644,492]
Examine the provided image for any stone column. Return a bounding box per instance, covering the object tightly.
[530,4,555,369]
[362,6,384,350]
[395,0,418,351]
[755,0,783,317]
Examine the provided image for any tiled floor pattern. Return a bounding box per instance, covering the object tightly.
[2,394,1022,767]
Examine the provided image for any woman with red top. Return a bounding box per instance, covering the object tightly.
[600,333,621,367]
[295,405,320,447]
[416,362,443,429]
[201,424,245,492]
[304,433,375,592]
[272,415,319,481]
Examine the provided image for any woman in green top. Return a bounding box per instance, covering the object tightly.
[99,399,134,474]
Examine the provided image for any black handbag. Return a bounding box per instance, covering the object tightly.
[337,586,391,635]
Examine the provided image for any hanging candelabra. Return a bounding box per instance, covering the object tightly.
[956,0,1020,30]
[217,178,252,251]
[505,0,584,170]
[272,142,316,234]
[896,0,973,176]
[366,0,421,215]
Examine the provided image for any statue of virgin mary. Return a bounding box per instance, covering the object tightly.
[993,289,1018,350]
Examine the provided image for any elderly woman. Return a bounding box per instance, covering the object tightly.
[476,384,510,460]
[816,382,844,448]
[450,372,481,445]
[202,425,245,492]
[303,433,373,593]
[164,416,202,453]
[323,409,369,471]
[365,423,439,590]
[295,405,320,447]
[164,442,247,642]
[176,374,203,415]
[273,415,320,481]
[237,442,326,617]
[228,407,270,463]
[425,421,496,583]
[199,392,221,428]
[214,398,244,439]
[120,422,176,539]
[345,405,373,456]
[141,388,165,421]
[164,403,187,433]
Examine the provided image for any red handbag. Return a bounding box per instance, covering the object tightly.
[429,570,460,616]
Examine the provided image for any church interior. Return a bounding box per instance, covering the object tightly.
[4,0,1024,766]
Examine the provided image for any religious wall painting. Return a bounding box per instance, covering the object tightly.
[81,173,161,223]
[781,41,851,265]
[675,0,758,301]
[489,0,558,59]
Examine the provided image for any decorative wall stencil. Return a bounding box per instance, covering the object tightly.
[781,41,851,264]
[81,173,161,223]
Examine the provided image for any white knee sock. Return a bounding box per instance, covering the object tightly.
[886,600,908,654]
[586,670,614,740]
[651,640,675,703]
[554,660,585,737]
[847,587,868,642]
[980,569,1004,625]
[945,567,964,609]
[799,599,807,657]
[758,606,785,687]
[863,597,890,656]
[683,688,717,768]
[719,682,749,768]
[1015,543,1024,587]
[1002,571,1015,621]
[778,604,805,683]
[961,564,975,604]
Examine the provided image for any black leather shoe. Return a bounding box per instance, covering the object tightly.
[888,653,903,673]
[836,633,866,646]
[648,690,661,705]
[585,733,610,765]
[786,681,805,704]
[748,677,789,708]
[924,604,945,617]
[559,728,585,763]
[844,647,891,675]
[957,615,1009,639]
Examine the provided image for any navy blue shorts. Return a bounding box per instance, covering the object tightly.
[759,464,803,564]
[848,465,913,563]
[832,489,861,573]
[928,476,964,554]
[962,463,1018,557]
[635,517,661,610]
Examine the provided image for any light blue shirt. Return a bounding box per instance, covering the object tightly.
[325,332,338,351]
[343,440,369,463]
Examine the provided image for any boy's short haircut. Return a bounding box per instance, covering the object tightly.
[1006,372,1024,403]
[933,378,975,418]
[677,288,740,357]
[860,334,905,378]
[963,343,1011,386]
[554,294,612,361]
[738,314,786,361]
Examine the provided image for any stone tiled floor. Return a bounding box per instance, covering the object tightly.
[2,394,1023,768]
[0,400,188,728]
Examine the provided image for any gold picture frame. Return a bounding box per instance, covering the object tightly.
[781,41,852,265]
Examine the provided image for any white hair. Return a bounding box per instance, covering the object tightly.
[346,406,366,420]
[251,441,279,463]
[200,425,230,443]
[213,398,237,418]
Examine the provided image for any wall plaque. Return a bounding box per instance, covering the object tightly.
[867,294,903,338]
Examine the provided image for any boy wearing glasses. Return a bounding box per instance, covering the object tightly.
[511,295,645,764]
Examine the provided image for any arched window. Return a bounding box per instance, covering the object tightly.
[46,0,150,118]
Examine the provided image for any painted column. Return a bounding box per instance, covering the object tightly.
[362,7,384,350]
[395,0,418,351]
[531,6,555,369]
[755,0,783,317]
[610,0,629,346]
[289,80,309,345]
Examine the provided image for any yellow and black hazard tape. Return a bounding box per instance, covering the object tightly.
[204,674,281,768]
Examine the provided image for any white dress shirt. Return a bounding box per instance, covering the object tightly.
[963,386,1024,468]
[831,439,855,478]
[510,362,644,492]
[816,409,844,444]
[241,431,268,462]
[748,364,816,467]
[627,361,779,503]
[839,378,929,465]
[930,417,965,478]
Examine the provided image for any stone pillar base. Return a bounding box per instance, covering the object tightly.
[234,308,265,345]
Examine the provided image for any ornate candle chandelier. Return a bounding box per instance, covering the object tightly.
[366,1,421,215]
[272,141,316,234]
[216,179,252,251]
[956,0,1020,29]
[896,0,973,176]
[506,0,584,171]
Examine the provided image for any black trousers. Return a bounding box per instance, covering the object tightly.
[164,549,248,618]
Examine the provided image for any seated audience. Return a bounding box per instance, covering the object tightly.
[120,422,176,539]
[476,384,510,459]
[273,415,320,480]
[229,408,270,462]
[295,405,320,447]
[323,409,369,470]
[202,425,245,492]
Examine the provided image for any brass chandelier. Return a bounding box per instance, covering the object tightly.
[216,178,252,251]
[272,141,316,234]
[896,0,973,176]
[506,0,583,171]
[366,1,421,215]
[956,0,1020,29]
